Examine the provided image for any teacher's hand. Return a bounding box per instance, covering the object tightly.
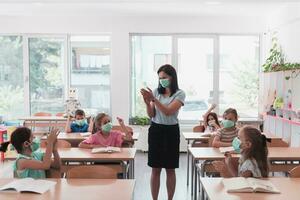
[140,88,155,103]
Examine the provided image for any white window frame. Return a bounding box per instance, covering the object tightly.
[130,33,262,124]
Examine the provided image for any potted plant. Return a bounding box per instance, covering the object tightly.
[129,116,151,126]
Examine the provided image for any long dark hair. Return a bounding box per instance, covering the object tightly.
[0,127,32,154]
[157,64,179,96]
[205,112,220,127]
[241,126,270,177]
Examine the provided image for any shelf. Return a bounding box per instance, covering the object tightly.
[265,114,300,126]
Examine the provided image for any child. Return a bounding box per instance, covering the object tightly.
[65,109,91,133]
[79,113,133,148]
[0,127,61,179]
[202,103,221,133]
[212,108,239,148]
[212,126,270,178]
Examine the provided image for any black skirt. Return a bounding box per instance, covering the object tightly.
[148,121,180,169]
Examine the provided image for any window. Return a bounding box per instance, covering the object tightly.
[0,36,25,119]
[70,36,111,115]
[177,37,214,120]
[131,34,260,121]
[131,36,172,117]
[219,36,260,117]
[29,37,65,114]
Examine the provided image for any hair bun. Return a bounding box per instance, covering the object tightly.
[261,134,271,146]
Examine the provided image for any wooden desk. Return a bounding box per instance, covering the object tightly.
[183,131,284,186]
[190,147,300,200]
[19,116,67,130]
[201,177,300,200]
[0,178,135,200]
[41,132,140,147]
[5,148,137,179]
[183,132,210,186]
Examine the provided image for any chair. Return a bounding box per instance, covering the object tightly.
[192,125,208,147]
[33,112,52,116]
[55,112,65,117]
[112,125,134,147]
[40,140,72,148]
[267,139,289,147]
[66,165,119,179]
[193,125,205,132]
[289,166,300,177]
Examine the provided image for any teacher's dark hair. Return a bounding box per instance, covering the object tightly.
[157,64,179,96]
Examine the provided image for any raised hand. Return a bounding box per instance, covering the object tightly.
[116,117,125,126]
[47,128,59,144]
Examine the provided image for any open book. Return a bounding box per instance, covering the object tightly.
[0,178,56,194]
[222,177,280,193]
[80,132,92,137]
[219,146,235,153]
[92,146,121,153]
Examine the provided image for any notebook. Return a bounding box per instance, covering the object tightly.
[222,177,280,193]
[219,146,235,153]
[0,178,56,194]
[80,132,92,137]
[91,146,121,153]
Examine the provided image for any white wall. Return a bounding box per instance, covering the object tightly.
[263,4,300,111]
[0,15,267,123]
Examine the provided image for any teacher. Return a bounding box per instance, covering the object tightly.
[141,64,185,200]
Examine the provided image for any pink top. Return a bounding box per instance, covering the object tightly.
[82,130,124,147]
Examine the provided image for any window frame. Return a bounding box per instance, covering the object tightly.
[129,33,262,124]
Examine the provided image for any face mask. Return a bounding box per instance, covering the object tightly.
[30,137,40,152]
[232,137,241,153]
[159,79,170,88]
[221,120,235,128]
[75,119,87,127]
[101,122,113,133]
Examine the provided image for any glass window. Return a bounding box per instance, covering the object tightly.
[177,37,214,120]
[70,36,111,115]
[29,37,65,115]
[0,36,24,120]
[219,36,260,117]
[131,36,172,117]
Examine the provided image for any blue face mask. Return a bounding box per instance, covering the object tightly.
[221,120,235,129]
[159,79,170,88]
[101,122,113,133]
[232,137,241,153]
[30,137,40,152]
[75,119,87,127]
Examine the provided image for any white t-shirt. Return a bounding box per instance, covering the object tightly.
[238,157,262,177]
[151,89,185,125]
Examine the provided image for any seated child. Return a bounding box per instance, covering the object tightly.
[0,127,61,179]
[79,113,132,148]
[65,109,91,133]
[202,103,221,134]
[212,108,239,148]
[212,126,270,178]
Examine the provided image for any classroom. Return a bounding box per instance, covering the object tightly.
[0,0,300,200]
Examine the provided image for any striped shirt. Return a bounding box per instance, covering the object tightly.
[216,127,239,143]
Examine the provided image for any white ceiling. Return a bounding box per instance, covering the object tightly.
[0,0,298,17]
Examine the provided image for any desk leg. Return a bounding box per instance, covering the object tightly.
[128,160,134,179]
[187,140,190,186]
[123,162,127,179]
[191,156,194,196]
[132,159,135,179]
[193,159,198,200]
[199,162,205,200]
